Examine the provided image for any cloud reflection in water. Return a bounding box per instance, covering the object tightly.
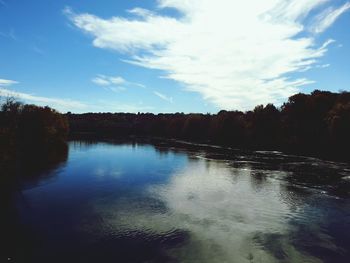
[92,157,322,262]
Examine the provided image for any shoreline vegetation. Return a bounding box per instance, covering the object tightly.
[0,98,69,181]
[67,90,350,162]
[1,89,350,172]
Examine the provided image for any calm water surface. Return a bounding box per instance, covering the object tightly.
[4,140,350,262]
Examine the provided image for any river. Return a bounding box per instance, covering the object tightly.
[3,140,350,262]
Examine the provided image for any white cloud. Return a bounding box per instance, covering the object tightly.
[0,78,18,86]
[316,63,330,68]
[67,0,350,110]
[310,2,350,34]
[92,74,126,86]
[92,77,110,86]
[127,7,156,18]
[153,91,173,103]
[0,87,87,112]
[92,74,145,92]
[109,86,126,92]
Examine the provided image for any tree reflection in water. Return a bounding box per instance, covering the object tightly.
[0,143,68,263]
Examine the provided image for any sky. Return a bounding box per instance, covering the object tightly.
[1,0,350,113]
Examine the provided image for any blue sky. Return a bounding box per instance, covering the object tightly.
[1,0,350,113]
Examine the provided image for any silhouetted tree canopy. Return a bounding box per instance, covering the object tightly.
[1,91,350,164]
[0,97,69,177]
[67,90,350,161]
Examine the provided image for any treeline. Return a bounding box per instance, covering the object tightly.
[0,98,69,176]
[68,90,350,161]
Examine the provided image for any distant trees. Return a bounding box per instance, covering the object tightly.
[250,104,280,149]
[2,90,349,163]
[209,110,246,147]
[67,90,350,161]
[326,98,350,155]
[0,97,69,174]
[17,104,69,148]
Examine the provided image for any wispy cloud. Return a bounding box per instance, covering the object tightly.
[0,28,17,40]
[153,91,173,103]
[67,0,349,110]
[0,78,18,86]
[92,74,126,86]
[0,77,153,113]
[109,86,126,92]
[32,45,45,55]
[127,7,156,18]
[316,63,330,68]
[0,87,87,112]
[310,2,350,34]
[0,78,86,112]
[92,74,145,92]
